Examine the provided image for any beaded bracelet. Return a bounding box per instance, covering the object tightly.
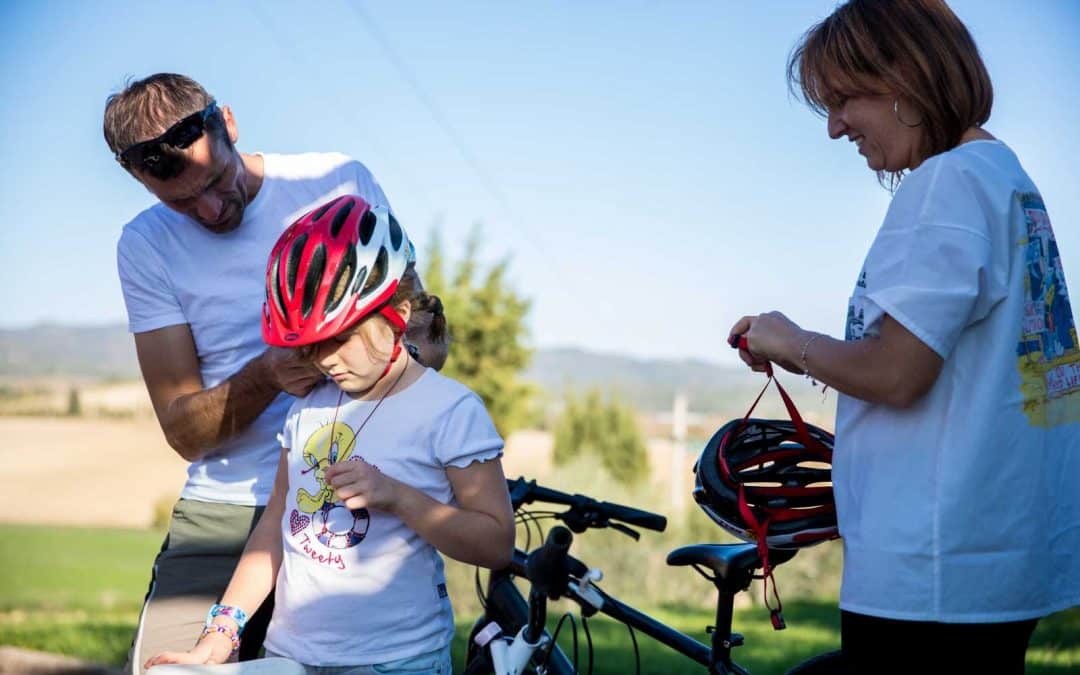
[206,603,248,634]
[201,624,240,654]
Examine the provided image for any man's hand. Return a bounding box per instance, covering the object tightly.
[262,347,325,396]
[325,458,400,512]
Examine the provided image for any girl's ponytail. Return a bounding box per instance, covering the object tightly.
[415,292,449,344]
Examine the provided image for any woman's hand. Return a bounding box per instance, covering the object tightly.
[728,312,810,375]
[325,458,401,512]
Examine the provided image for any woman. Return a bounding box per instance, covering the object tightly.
[730,1,1080,672]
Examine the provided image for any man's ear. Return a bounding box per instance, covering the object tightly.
[221,105,240,144]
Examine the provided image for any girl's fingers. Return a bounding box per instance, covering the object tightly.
[343,495,369,510]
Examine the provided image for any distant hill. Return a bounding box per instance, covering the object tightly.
[0,323,139,378]
[524,347,771,412]
[0,323,825,415]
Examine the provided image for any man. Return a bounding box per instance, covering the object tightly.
[104,73,446,672]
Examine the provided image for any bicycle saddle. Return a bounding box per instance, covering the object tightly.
[666,543,796,588]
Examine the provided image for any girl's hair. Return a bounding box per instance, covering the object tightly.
[787,0,993,186]
[301,263,448,362]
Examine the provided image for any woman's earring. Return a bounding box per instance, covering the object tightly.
[894,99,922,128]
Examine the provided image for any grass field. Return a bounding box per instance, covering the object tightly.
[2,523,1078,674]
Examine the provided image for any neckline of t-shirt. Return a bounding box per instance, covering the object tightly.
[240,152,274,224]
[959,138,1003,148]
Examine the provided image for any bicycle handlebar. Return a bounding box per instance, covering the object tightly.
[507,476,668,533]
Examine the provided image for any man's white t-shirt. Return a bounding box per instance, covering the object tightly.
[265,370,503,666]
[117,152,390,506]
[835,140,1080,622]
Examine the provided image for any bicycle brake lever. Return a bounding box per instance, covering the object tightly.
[608,521,641,541]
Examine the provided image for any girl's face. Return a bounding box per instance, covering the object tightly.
[826,91,926,172]
[312,308,407,394]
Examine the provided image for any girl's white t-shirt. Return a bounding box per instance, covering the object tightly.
[265,370,503,666]
[835,140,1080,622]
[116,152,389,505]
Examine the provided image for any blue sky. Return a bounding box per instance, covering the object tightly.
[2,1,1077,364]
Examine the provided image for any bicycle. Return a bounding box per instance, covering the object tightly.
[461,477,842,675]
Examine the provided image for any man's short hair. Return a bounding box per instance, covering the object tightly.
[103,73,223,180]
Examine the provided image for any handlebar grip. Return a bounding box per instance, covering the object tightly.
[600,502,667,532]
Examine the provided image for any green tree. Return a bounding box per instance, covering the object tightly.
[552,388,648,486]
[420,228,534,436]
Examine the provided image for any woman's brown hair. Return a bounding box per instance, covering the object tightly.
[788,0,993,185]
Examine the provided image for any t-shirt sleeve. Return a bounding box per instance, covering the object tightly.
[863,159,999,359]
[344,158,392,212]
[434,393,504,468]
[277,398,304,450]
[116,228,187,333]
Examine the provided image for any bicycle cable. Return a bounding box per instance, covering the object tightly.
[474,565,487,612]
[547,611,579,674]
[627,621,641,675]
[581,614,595,675]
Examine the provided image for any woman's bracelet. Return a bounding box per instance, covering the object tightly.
[200,624,240,654]
[799,333,823,382]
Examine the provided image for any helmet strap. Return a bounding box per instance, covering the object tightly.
[737,484,786,630]
[368,303,408,381]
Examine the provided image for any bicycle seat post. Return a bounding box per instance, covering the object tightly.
[709,578,743,672]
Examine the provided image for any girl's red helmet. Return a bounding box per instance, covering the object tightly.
[262,195,412,347]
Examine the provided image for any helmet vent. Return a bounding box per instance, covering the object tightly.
[269,254,287,319]
[311,197,340,222]
[326,246,357,314]
[301,243,327,318]
[359,247,388,298]
[285,233,309,300]
[388,213,403,250]
[359,210,377,246]
[330,200,354,238]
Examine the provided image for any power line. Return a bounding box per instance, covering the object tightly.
[246,3,436,211]
[344,1,558,263]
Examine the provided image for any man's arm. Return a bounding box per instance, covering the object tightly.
[134,324,323,461]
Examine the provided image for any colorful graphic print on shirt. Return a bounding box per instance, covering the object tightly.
[1015,193,1080,427]
[293,420,371,553]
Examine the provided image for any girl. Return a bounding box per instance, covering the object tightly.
[730,1,1079,673]
[146,194,516,674]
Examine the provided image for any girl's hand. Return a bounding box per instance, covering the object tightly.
[143,636,225,669]
[728,312,809,375]
[325,458,400,512]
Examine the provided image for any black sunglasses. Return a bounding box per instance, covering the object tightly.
[115,101,219,170]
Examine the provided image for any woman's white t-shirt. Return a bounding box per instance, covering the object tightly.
[265,369,503,665]
[835,140,1080,622]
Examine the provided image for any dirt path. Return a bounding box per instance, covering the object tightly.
[0,418,188,528]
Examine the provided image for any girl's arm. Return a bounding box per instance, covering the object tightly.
[144,448,290,668]
[730,311,943,408]
[326,457,515,569]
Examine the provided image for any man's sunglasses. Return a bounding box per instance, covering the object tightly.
[115,101,219,170]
